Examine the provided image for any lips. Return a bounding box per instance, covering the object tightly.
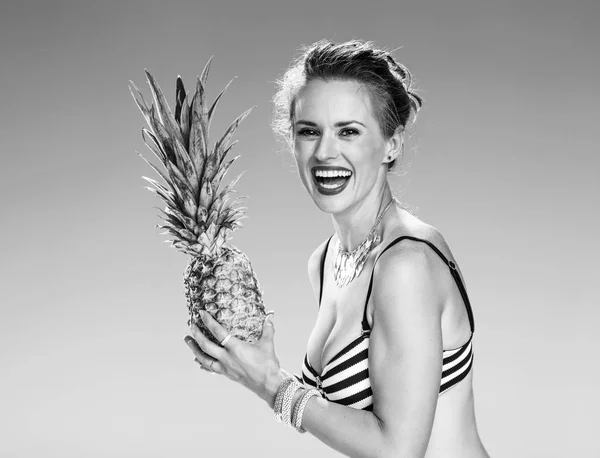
[311,166,352,196]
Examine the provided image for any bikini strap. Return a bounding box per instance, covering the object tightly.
[361,235,475,334]
[318,235,334,307]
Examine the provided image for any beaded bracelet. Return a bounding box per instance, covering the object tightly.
[273,377,296,423]
[290,387,306,429]
[281,380,302,428]
[292,388,321,433]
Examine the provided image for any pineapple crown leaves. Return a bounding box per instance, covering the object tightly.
[129,58,253,256]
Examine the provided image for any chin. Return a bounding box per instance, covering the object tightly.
[303,172,355,214]
[309,190,351,215]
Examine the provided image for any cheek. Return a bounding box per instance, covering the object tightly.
[293,144,311,185]
[351,141,380,171]
[293,141,311,167]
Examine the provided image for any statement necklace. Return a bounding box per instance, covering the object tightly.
[333,196,396,288]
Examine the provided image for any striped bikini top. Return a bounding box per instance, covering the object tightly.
[299,235,475,411]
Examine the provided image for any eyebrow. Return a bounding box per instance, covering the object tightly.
[294,120,366,128]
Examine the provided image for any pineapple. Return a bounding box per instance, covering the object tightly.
[129,58,266,344]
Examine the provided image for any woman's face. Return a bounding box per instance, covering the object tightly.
[292,79,398,215]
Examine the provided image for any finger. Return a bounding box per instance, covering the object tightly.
[194,357,220,376]
[185,333,223,369]
[185,337,220,374]
[259,313,275,343]
[199,310,231,345]
[200,311,241,350]
[190,321,226,359]
[184,336,213,363]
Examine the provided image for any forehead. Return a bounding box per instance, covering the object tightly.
[294,79,376,123]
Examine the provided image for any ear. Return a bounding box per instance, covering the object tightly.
[383,126,404,165]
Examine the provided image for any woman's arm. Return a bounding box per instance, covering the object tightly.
[289,240,444,458]
[187,240,444,458]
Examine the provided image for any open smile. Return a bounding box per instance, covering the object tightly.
[311,166,353,196]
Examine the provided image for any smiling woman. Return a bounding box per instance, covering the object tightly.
[185,39,490,458]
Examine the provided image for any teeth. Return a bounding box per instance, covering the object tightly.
[321,182,344,189]
[314,169,352,178]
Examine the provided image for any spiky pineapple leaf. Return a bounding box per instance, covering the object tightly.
[158,225,182,239]
[206,209,218,228]
[142,176,172,197]
[132,60,254,250]
[220,210,247,226]
[180,93,191,149]
[175,75,186,124]
[216,194,247,216]
[164,159,197,217]
[154,205,183,224]
[179,227,197,241]
[143,87,198,212]
[200,56,214,88]
[172,137,199,196]
[189,92,207,180]
[144,186,178,210]
[148,106,178,165]
[143,180,176,202]
[196,76,210,141]
[207,77,236,130]
[159,221,197,242]
[142,177,179,209]
[198,181,213,210]
[211,107,254,180]
[141,129,167,164]
[196,206,208,225]
[214,171,245,203]
[144,70,185,147]
[217,140,238,168]
[155,213,185,232]
[163,205,199,232]
[128,80,152,126]
[212,154,240,190]
[137,152,180,199]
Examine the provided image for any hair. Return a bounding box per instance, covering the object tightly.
[273,39,423,171]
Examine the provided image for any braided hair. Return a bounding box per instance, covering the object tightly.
[273,39,423,170]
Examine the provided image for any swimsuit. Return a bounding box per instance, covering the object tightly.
[298,235,475,411]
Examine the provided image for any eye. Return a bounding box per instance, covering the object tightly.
[339,127,360,137]
[296,128,319,137]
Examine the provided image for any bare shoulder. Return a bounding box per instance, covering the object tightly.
[370,230,446,336]
[391,210,456,265]
[373,211,457,299]
[374,236,445,300]
[307,236,332,301]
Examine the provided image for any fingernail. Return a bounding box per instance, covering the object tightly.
[266,310,275,317]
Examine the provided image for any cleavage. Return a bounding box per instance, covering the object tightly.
[311,276,369,374]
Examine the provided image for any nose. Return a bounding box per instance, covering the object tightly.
[313,132,339,162]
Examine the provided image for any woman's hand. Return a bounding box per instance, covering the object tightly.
[184,310,286,408]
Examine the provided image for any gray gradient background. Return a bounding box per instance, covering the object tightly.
[1,0,598,457]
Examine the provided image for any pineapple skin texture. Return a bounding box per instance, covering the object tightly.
[184,245,266,344]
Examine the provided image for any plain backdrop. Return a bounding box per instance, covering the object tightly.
[1,0,598,457]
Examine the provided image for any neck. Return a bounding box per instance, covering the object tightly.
[332,185,393,252]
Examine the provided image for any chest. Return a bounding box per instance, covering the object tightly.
[306,256,375,375]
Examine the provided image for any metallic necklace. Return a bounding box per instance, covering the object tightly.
[333,196,396,288]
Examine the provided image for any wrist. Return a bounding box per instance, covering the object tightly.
[263,366,288,409]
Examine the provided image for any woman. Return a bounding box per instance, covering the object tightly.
[185,39,490,458]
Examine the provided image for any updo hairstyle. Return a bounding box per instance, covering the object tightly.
[273,39,423,170]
